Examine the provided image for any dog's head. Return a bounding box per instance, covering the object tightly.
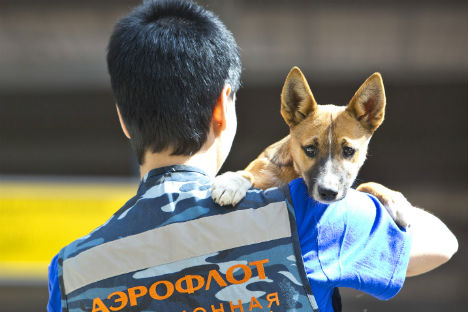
[281,67,386,203]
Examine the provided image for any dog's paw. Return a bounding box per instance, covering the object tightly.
[211,171,252,206]
[357,182,411,229]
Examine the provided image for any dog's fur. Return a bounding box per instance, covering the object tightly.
[212,67,410,227]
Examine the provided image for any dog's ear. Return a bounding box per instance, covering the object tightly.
[281,67,318,127]
[346,72,386,132]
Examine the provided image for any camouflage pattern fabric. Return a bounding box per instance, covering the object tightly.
[58,165,319,312]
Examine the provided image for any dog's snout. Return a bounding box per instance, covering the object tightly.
[318,186,338,201]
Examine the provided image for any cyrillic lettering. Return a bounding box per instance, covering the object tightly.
[107,291,128,311]
[266,292,279,308]
[248,259,269,279]
[149,280,174,300]
[211,303,225,312]
[229,300,244,312]
[205,270,228,290]
[128,286,147,306]
[226,264,252,284]
[175,275,205,294]
[92,297,110,312]
[248,297,263,311]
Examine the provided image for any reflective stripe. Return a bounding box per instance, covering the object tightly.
[63,201,291,294]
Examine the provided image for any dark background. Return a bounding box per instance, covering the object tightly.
[0,0,466,311]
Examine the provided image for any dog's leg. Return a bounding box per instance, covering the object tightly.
[212,136,296,206]
[356,182,411,228]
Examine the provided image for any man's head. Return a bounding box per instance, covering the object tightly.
[107,0,241,165]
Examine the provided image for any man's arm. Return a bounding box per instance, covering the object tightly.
[47,254,62,312]
[405,206,458,277]
[356,182,458,277]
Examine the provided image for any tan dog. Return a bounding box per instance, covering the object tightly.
[212,67,410,227]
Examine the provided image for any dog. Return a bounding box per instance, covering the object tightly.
[212,66,410,228]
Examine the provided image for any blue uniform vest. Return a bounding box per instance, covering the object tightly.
[57,166,319,312]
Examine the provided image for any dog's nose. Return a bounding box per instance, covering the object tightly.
[318,186,338,201]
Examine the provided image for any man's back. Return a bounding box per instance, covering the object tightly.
[49,165,319,312]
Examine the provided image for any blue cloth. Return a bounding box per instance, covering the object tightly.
[47,173,411,312]
[289,178,411,312]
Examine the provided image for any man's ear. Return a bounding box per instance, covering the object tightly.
[212,84,232,134]
[116,105,131,139]
[346,73,386,132]
[281,66,318,127]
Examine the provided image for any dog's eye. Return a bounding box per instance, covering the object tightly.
[303,145,318,158]
[342,146,355,158]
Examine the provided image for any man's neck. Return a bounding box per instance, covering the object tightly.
[139,141,222,180]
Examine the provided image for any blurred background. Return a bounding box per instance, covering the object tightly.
[0,0,466,311]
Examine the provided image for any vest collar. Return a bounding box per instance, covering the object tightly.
[138,165,209,194]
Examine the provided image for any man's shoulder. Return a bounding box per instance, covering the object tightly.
[236,185,290,210]
[288,178,381,215]
[332,188,382,219]
[57,192,139,260]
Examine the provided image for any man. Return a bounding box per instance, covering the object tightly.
[48,1,458,311]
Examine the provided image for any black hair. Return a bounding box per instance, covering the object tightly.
[107,0,241,164]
